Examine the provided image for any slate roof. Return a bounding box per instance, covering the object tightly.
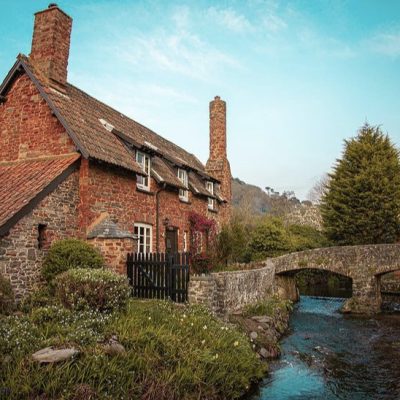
[87,217,137,239]
[0,154,80,234]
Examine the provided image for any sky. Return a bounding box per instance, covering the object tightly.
[1,0,399,199]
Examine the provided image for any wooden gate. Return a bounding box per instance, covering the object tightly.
[126,252,190,303]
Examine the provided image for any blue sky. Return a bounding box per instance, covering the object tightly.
[1,0,399,199]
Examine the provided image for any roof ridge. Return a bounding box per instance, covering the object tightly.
[0,153,80,166]
[65,81,205,171]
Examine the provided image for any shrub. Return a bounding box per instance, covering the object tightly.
[0,274,15,315]
[55,268,130,311]
[288,224,330,252]
[42,238,104,283]
[249,217,291,259]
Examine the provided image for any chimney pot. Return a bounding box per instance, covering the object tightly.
[48,3,58,8]
[214,95,220,100]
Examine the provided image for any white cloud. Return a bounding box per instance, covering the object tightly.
[368,30,400,57]
[115,29,239,81]
[207,7,254,33]
[262,14,287,33]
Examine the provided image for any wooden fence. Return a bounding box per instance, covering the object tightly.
[127,252,190,303]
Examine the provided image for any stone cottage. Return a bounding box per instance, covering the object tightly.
[0,4,232,300]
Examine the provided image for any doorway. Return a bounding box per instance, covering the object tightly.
[165,228,178,254]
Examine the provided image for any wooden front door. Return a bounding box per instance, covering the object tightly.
[165,228,178,254]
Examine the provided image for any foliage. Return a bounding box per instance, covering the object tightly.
[42,238,104,283]
[189,212,217,273]
[248,217,292,259]
[19,285,55,313]
[288,224,330,251]
[214,217,252,265]
[0,300,265,400]
[243,297,293,318]
[55,268,130,312]
[0,274,15,315]
[321,124,400,245]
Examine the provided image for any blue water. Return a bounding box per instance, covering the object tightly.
[251,296,400,400]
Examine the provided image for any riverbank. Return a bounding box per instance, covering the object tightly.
[229,297,292,361]
[0,299,266,400]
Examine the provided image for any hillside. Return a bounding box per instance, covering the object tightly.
[231,178,322,229]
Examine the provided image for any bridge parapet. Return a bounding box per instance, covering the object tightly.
[271,243,400,314]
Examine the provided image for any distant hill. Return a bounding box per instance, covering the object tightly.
[231,178,322,229]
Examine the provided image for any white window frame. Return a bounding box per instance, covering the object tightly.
[136,151,151,191]
[134,223,152,253]
[183,231,188,252]
[178,168,189,201]
[206,181,214,210]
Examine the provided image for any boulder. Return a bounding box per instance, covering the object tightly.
[32,347,78,363]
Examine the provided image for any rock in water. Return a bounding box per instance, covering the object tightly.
[32,347,79,363]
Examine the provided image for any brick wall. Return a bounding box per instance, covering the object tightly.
[0,73,76,161]
[0,172,79,300]
[88,237,137,275]
[81,161,221,253]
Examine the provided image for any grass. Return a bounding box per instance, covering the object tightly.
[0,299,266,400]
[242,297,293,319]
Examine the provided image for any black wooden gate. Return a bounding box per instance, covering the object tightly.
[126,252,190,303]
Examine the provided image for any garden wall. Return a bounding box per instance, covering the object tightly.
[189,260,275,315]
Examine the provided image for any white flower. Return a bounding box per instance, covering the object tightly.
[203,325,207,330]
[201,339,206,345]
[234,341,239,347]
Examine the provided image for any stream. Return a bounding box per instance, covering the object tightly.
[251,296,400,400]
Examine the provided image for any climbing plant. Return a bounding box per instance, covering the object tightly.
[188,212,216,274]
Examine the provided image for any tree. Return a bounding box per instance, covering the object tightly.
[321,124,400,245]
[307,174,329,205]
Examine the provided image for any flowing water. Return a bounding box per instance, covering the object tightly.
[251,296,400,400]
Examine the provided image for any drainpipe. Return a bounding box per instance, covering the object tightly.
[156,183,167,252]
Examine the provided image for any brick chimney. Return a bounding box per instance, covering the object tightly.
[206,96,232,222]
[30,4,72,87]
[209,96,227,160]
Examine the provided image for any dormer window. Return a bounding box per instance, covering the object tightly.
[178,169,189,202]
[136,151,151,191]
[206,181,214,210]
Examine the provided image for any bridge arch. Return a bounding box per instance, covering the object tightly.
[270,244,400,313]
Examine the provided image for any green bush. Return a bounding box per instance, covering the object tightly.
[249,217,291,259]
[288,224,330,252]
[42,238,104,283]
[55,268,130,311]
[0,274,15,315]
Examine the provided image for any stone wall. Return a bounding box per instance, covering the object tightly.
[189,260,275,315]
[0,172,79,300]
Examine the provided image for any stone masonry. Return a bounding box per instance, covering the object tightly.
[189,244,400,315]
[0,172,79,300]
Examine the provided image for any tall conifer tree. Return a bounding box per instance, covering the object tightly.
[321,124,400,244]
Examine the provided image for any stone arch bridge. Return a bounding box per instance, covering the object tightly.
[272,243,400,313]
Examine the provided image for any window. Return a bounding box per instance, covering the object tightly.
[178,169,189,201]
[134,223,152,253]
[136,151,151,191]
[206,181,214,210]
[37,224,47,249]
